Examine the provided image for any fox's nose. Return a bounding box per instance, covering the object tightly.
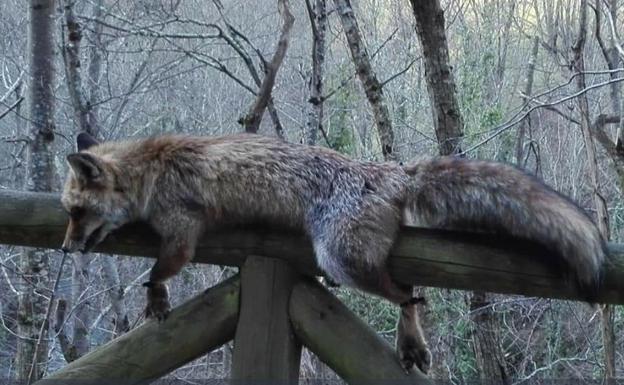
[61,241,76,253]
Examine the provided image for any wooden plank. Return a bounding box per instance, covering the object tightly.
[1,189,624,303]
[289,278,430,383]
[37,276,240,384]
[231,256,302,382]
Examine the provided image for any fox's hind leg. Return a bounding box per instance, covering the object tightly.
[310,215,431,374]
[396,286,430,374]
[361,268,431,374]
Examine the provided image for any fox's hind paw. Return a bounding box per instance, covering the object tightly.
[144,281,171,322]
[398,335,431,375]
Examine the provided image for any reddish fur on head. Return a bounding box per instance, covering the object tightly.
[61,133,134,253]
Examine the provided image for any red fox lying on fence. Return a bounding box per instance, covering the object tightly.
[60,132,605,374]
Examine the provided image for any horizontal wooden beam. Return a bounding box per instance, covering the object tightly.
[1,189,623,303]
[37,275,240,383]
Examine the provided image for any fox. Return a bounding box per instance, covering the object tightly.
[60,132,606,374]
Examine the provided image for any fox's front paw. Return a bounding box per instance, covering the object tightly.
[143,281,171,322]
[398,335,432,375]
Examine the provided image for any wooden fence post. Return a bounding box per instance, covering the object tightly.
[231,256,302,382]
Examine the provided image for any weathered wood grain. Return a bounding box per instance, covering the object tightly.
[37,275,240,383]
[2,189,623,303]
[231,256,302,382]
[289,278,431,382]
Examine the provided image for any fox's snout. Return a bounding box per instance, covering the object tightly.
[61,239,79,253]
[62,220,85,253]
[61,218,108,253]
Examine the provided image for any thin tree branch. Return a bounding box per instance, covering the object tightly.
[462,75,624,155]
[0,71,24,104]
[27,252,68,383]
[0,97,24,122]
[239,0,294,135]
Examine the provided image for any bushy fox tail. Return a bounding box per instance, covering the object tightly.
[403,157,606,297]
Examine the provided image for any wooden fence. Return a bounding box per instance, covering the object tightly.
[1,189,622,384]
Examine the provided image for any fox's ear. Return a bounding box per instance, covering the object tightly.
[76,132,99,151]
[67,153,104,186]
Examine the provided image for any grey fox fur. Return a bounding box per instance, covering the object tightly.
[61,133,606,374]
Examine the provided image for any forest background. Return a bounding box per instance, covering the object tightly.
[0,0,623,383]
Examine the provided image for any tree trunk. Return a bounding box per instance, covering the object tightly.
[411,1,510,381]
[516,36,539,166]
[62,0,92,134]
[100,257,129,337]
[305,0,327,146]
[63,1,93,354]
[58,0,116,360]
[584,2,616,381]
[16,0,57,381]
[469,292,511,385]
[86,0,103,133]
[333,0,395,160]
[409,0,464,156]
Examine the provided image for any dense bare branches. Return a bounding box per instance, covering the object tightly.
[2,0,624,382]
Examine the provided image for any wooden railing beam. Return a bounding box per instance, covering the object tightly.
[1,189,624,303]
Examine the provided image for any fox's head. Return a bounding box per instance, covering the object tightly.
[61,133,133,253]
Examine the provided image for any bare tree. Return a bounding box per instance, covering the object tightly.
[409,0,463,156]
[410,2,513,382]
[516,36,540,167]
[583,2,615,381]
[469,292,511,384]
[15,0,57,381]
[57,0,92,361]
[305,0,327,146]
[333,0,395,160]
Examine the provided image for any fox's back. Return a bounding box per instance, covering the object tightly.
[90,134,407,229]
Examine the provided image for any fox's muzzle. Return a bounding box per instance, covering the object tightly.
[62,219,106,253]
[61,241,77,253]
[62,220,82,252]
